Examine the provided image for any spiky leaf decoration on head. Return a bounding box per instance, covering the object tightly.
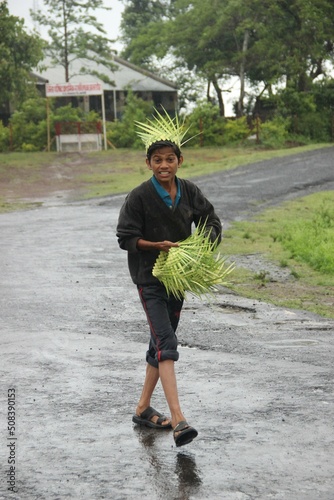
[135,107,192,151]
[152,225,235,300]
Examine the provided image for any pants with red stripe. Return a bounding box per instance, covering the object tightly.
[138,284,184,368]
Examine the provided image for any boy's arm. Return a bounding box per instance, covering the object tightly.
[116,193,143,252]
[136,239,179,253]
[181,180,222,246]
[203,215,222,246]
[193,190,222,245]
[116,192,178,253]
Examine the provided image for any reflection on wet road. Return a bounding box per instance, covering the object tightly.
[134,426,202,500]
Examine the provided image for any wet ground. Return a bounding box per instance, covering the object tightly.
[0,147,334,499]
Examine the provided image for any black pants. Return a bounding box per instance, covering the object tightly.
[138,284,184,368]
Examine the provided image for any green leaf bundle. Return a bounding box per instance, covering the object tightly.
[152,225,234,299]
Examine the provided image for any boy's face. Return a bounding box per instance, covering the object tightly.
[146,146,183,185]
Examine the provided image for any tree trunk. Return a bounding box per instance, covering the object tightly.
[212,77,225,117]
[237,29,250,117]
[62,0,69,82]
[206,80,211,102]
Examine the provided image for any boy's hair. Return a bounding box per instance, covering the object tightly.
[146,140,182,161]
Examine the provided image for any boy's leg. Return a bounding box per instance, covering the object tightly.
[136,361,185,428]
[168,294,183,333]
[138,285,182,365]
[159,361,198,447]
[136,363,171,426]
[136,284,185,426]
[158,359,185,429]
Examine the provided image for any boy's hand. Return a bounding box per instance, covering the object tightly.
[156,241,179,253]
[137,239,179,253]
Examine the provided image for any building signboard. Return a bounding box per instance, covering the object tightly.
[46,82,103,97]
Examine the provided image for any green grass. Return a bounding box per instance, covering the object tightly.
[0,152,60,167]
[221,191,334,318]
[75,143,333,198]
[0,197,42,213]
[0,143,331,201]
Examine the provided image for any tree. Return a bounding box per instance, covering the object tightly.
[119,0,258,116]
[120,0,167,66]
[0,2,44,108]
[247,0,334,92]
[119,0,206,110]
[119,0,334,117]
[31,0,118,83]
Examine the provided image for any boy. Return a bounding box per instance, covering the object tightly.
[116,113,222,447]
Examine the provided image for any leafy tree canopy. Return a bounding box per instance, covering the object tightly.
[119,0,334,115]
[0,1,44,107]
[31,0,118,82]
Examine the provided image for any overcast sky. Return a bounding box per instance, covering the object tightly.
[6,0,124,51]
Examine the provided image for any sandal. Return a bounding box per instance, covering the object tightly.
[132,406,172,429]
[173,421,198,447]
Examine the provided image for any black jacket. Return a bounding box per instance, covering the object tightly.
[116,177,222,285]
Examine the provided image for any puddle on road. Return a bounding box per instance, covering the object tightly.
[266,339,320,348]
[214,303,257,314]
[184,303,257,315]
[179,343,198,350]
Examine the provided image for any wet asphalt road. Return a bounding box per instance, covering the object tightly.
[194,146,334,224]
[0,147,334,499]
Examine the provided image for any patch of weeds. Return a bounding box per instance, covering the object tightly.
[253,270,271,284]
[271,233,280,243]
[275,195,334,275]
[290,269,300,279]
[0,200,42,213]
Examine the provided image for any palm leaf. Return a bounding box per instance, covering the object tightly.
[152,225,234,299]
[135,106,192,151]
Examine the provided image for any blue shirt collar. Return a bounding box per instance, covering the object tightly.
[151,175,181,208]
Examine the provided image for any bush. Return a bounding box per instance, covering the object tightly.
[107,90,153,148]
[273,86,333,142]
[185,101,225,147]
[259,117,289,148]
[0,121,10,152]
[21,143,40,152]
[292,112,332,142]
[8,98,103,151]
[9,97,48,151]
[222,116,251,145]
[51,104,100,129]
[278,87,316,116]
